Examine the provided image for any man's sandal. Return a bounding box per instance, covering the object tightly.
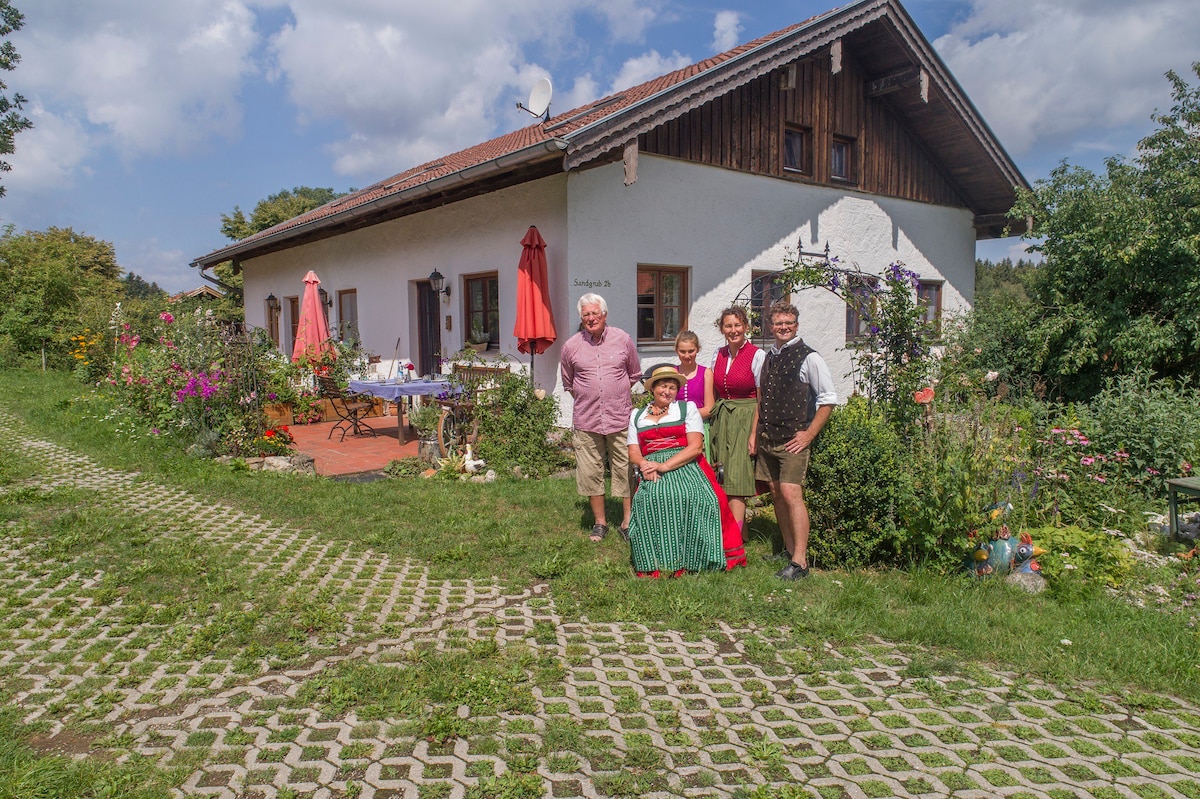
[589,524,608,542]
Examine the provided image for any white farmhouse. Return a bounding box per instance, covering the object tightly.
[192,0,1028,417]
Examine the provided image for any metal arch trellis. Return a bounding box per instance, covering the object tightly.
[727,240,874,350]
[213,321,270,443]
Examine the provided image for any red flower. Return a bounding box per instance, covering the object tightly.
[912,387,935,404]
[405,363,416,371]
[264,430,276,437]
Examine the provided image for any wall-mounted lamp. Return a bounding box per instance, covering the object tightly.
[318,287,333,308]
[265,293,281,313]
[428,269,452,298]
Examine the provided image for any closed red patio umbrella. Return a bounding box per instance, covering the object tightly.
[512,226,557,382]
[292,270,335,365]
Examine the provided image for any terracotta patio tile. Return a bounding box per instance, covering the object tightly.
[287,412,420,477]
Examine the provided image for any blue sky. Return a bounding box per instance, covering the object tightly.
[3,0,1198,291]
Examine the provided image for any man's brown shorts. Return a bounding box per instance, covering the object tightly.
[754,440,812,486]
[573,430,632,497]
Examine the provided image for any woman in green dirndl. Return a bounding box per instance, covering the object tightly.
[626,365,745,576]
[708,306,764,532]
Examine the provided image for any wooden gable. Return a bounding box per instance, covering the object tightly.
[637,45,967,209]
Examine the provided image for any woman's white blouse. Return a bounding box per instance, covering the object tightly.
[626,401,703,446]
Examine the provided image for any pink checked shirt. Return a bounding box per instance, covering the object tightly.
[560,325,641,435]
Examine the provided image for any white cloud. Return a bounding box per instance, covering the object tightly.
[559,75,602,114]
[935,0,1200,157]
[121,238,195,293]
[592,0,661,42]
[14,0,260,162]
[265,0,666,178]
[3,103,91,192]
[711,10,742,53]
[609,50,694,93]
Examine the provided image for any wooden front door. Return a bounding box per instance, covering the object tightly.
[417,282,441,377]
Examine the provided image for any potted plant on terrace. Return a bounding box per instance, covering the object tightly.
[409,401,443,465]
[466,325,490,354]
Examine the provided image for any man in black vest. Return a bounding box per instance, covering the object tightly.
[753,300,838,579]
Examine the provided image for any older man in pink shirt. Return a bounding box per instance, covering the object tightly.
[560,293,642,542]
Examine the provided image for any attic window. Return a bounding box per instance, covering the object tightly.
[783,125,811,175]
[831,137,856,182]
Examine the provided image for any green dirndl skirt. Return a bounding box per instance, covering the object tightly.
[709,398,757,497]
[628,447,726,574]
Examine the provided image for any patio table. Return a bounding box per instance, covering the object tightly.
[348,379,455,444]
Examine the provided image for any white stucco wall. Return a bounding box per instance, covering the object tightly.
[240,152,977,428]
[560,154,976,413]
[242,175,569,388]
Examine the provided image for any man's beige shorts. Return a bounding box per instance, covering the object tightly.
[754,440,812,486]
[573,430,632,497]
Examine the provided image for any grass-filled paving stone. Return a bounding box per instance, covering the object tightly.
[939,772,978,792]
[920,752,971,778]
[1033,742,1070,759]
[841,757,871,776]
[1061,763,1100,781]
[859,780,893,798]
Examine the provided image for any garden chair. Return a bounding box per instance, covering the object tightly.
[317,375,377,442]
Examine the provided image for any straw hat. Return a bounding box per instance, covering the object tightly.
[644,364,683,391]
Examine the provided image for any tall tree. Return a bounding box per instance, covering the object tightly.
[121,271,166,300]
[0,1,30,197]
[1009,62,1200,400]
[0,226,122,367]
[220,186,343,241]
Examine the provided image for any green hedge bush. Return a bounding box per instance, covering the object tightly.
[1087,370,1199,496]
[805,397,907,569]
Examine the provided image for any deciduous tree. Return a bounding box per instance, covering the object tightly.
[1008,63,1200,400]
[0,226,122,367]
[220,186,343,241]
[0,1,30,197]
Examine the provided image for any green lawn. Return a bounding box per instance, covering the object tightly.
[1,368,1195,700]
[2,368,1200,797]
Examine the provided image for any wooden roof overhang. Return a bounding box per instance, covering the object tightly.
[560,0,1029,239]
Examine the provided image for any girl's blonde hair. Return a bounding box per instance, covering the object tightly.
[674,330,701,351]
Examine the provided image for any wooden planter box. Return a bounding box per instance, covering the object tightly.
[315,397,387,423]
[264,402,294,427]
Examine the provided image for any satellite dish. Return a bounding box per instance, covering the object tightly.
[517,78,552,122]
